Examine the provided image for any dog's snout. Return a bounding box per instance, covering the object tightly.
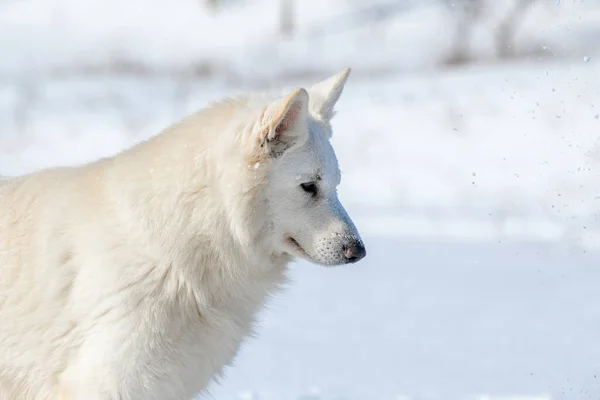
[342,240,366,263]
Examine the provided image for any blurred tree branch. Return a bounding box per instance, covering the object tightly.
[444,0,539,65]
[281,0,294,38]
[495,0,537,57]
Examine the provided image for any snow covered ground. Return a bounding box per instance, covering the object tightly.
[207,239,600,400]
[1,0,600,399]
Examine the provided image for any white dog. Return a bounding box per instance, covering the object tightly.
[0,68,366,400]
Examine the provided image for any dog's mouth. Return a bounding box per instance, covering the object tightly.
[284,235,307,256]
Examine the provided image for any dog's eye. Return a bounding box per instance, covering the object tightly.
[300,182,318,197]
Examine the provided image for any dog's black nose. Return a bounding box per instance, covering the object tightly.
[342,241,366,263]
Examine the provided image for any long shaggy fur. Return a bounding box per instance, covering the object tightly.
[0,68,364,400]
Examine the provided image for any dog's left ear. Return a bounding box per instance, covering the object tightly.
[259,88,309,157]
[308,67,351,121]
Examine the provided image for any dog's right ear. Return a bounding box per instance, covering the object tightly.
[258,88,309,158]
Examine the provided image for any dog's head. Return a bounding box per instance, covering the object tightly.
[249,68,366,266]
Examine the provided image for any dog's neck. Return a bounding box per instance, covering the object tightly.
[102,117,288,290]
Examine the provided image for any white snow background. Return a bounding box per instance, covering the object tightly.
[1,0,600,399]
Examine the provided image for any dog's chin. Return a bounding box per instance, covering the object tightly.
[284,236,308,258]
[283,236,346,267]
[283,236,320,264]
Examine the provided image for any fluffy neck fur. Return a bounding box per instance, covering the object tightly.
[101,97,290,302]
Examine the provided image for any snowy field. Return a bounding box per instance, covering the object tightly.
[2,0,600,399]
[209,240,600,400]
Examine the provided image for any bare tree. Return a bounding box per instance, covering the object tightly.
[444,0,485,65]
[280,0,294,38]
[203,0,219,11]
[443,0,540,65]
[495,0,537,58]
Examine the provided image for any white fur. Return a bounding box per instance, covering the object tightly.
[0,68,364,400]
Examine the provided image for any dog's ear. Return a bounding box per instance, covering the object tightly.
[259,88,309,157]
[308,67,351,121]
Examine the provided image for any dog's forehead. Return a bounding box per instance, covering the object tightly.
[273,118,340,184]
[305,120,340,183]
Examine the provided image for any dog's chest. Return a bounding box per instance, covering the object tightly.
[142,268,286,399]
[152,309,252,399]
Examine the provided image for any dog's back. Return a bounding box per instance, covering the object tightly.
[0,169,80,398]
